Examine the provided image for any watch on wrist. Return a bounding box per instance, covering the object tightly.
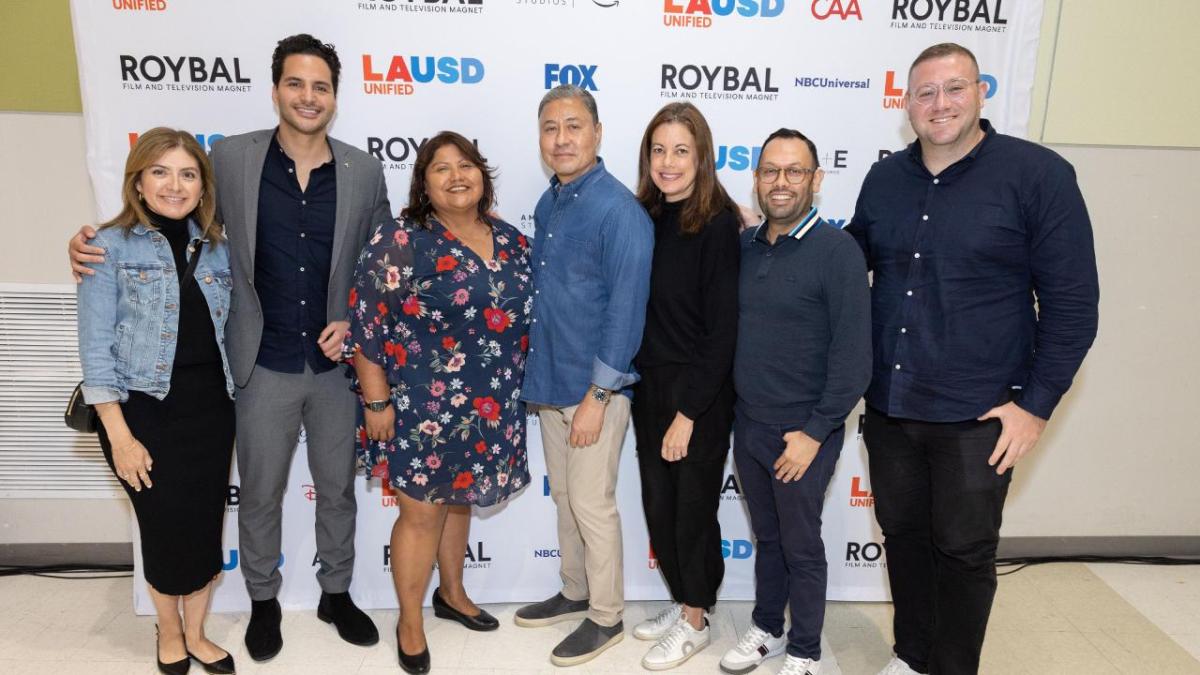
[589,385,612,405]
[365,399,390,413]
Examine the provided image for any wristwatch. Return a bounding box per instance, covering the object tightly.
[365,399,390,412]
[589,385,612,405]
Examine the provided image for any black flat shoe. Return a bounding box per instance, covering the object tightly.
[396,622,431,674]
[156,626,191,675]
[187,649,236,674]
[432,586,499,631]
[245,598,282,661]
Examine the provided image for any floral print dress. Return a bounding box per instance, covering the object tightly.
[344,216,533,505]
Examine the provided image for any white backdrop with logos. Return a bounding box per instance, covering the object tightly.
[71,0,1045,614]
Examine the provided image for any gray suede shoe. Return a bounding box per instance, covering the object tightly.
[550,619,624,667]
[513,593,590,628]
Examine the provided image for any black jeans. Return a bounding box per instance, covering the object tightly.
[863,406,1011,675]
[734,410,843,661]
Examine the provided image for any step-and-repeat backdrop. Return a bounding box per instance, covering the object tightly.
[71,0,1045,613]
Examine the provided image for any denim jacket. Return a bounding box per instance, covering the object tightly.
[77,220,234,404]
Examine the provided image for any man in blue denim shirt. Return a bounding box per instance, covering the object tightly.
[514,84,654,667]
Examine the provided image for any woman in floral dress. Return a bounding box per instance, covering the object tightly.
[343,131,532,673]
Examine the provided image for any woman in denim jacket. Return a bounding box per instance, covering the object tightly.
[77,128,236,675]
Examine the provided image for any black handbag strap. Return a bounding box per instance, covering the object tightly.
[180,239,204,292]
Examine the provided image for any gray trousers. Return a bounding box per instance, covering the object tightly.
[235,363,358,600]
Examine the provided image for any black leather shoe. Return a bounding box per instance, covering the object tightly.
[317,591,380,646]
[186,648,235,674]
[397,623,431,675]
[432,586,499,631]
[156,626,191,675]
[245,597,282,662]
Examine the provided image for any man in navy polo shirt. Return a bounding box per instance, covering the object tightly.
[847,43,1099,675]
[720,128,871,675]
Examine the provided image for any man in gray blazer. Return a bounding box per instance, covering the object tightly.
[71,34,391,661]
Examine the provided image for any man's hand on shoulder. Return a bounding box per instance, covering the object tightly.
[980,401,1048,475]
[69,225,104,283]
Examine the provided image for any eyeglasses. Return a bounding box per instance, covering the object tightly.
[757,166,816,184]
[910,78,977,106]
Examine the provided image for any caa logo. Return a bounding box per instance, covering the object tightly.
[545,63,599,90]
[811,0,860,20]
[361,55,485,96]
[722,539,754,560]
[715,145,761,172]
[881,70,998,108]
[891,0,1007,30]
[849,475,874,507]
[663,0,784,29]
[119,55,250,93]
[844,541,886,568]
[223,550,284,571]
[129,131,224,152]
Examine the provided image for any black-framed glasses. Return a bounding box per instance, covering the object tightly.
[757,166,816,184]
[910,78,977,106]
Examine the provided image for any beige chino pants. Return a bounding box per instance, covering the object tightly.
[537,395,631,627]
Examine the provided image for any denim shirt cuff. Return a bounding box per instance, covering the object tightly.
[81,384,125,406]
[591,356,638,391]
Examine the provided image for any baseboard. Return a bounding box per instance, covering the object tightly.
[0,542,132,566]
[997,536,1200,558]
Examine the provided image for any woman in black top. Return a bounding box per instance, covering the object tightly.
[630,102,741,670]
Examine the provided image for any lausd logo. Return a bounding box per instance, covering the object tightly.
[881,70,998,109]
[361,55,484,96]
[129,131,225,152]
[715,145,761,172]
[113,0,167,11]
[891,0,1008,32]
[844,541,886,568]
[811,0,860,20]
[849,475,874,507]
[368,135,479,170]
[119,54,250,93]
[544,63,598,91]
[224,550,284,571]
[663,0,784,29]
[661,64,779,102]
[357,0,483,15]
[722,539,754,560]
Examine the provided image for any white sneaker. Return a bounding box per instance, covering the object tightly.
[779,655,821,675]
[634,603,683,641]
[641,617,709,670]
[719,624,786,674]
[877,656,922,674]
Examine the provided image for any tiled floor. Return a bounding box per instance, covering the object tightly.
[0,563,1196,674]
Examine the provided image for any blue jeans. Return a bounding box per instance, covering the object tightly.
[733,409,843,660]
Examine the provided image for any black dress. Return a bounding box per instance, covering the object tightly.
[97,212,235,596]
[632,200,740,608]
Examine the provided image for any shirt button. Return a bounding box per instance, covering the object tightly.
[895,364,902,370]
[301,200,307,206]
[300,300,306,306]
[922,215,929,221]
[540,262,545,266]
[300,267,306,272]
[913,253,921,259]
[933,178,939,185]
[548,233,553,238]
[900,327,907,334]
[288,168,294,173]
[300,233,306,238]
[302,331,308,337]
[906,290,913,296]
[535,290,540,295]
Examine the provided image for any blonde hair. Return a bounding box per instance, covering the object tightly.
[101,127,222,247]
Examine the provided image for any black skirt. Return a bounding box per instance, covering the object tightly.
[99,362,234,595]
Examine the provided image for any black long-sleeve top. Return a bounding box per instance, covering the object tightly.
[635,201,740,419]
[150,210,221,369]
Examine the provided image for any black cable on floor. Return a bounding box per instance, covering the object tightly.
[0,563,133,579]
[995,554,1200,576]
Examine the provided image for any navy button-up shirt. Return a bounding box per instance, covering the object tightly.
[521,159,654,407]
[846,120,1099,422]
[254,133,338,374]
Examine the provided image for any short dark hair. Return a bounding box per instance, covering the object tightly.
[758,128,820,169]
[271,34,342,93]
[538,84,600,125]
[908,42,980,80]
[401,131,498,229]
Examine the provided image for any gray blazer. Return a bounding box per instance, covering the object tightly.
[211,129,393,388]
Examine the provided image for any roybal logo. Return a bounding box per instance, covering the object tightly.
[663,0,785,28]
[891,0,1008,32]
[361,55,485,96]
[661,64,779,102]
[367,135,480,170]
[357,0,483,13]
[119,55,250,92]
